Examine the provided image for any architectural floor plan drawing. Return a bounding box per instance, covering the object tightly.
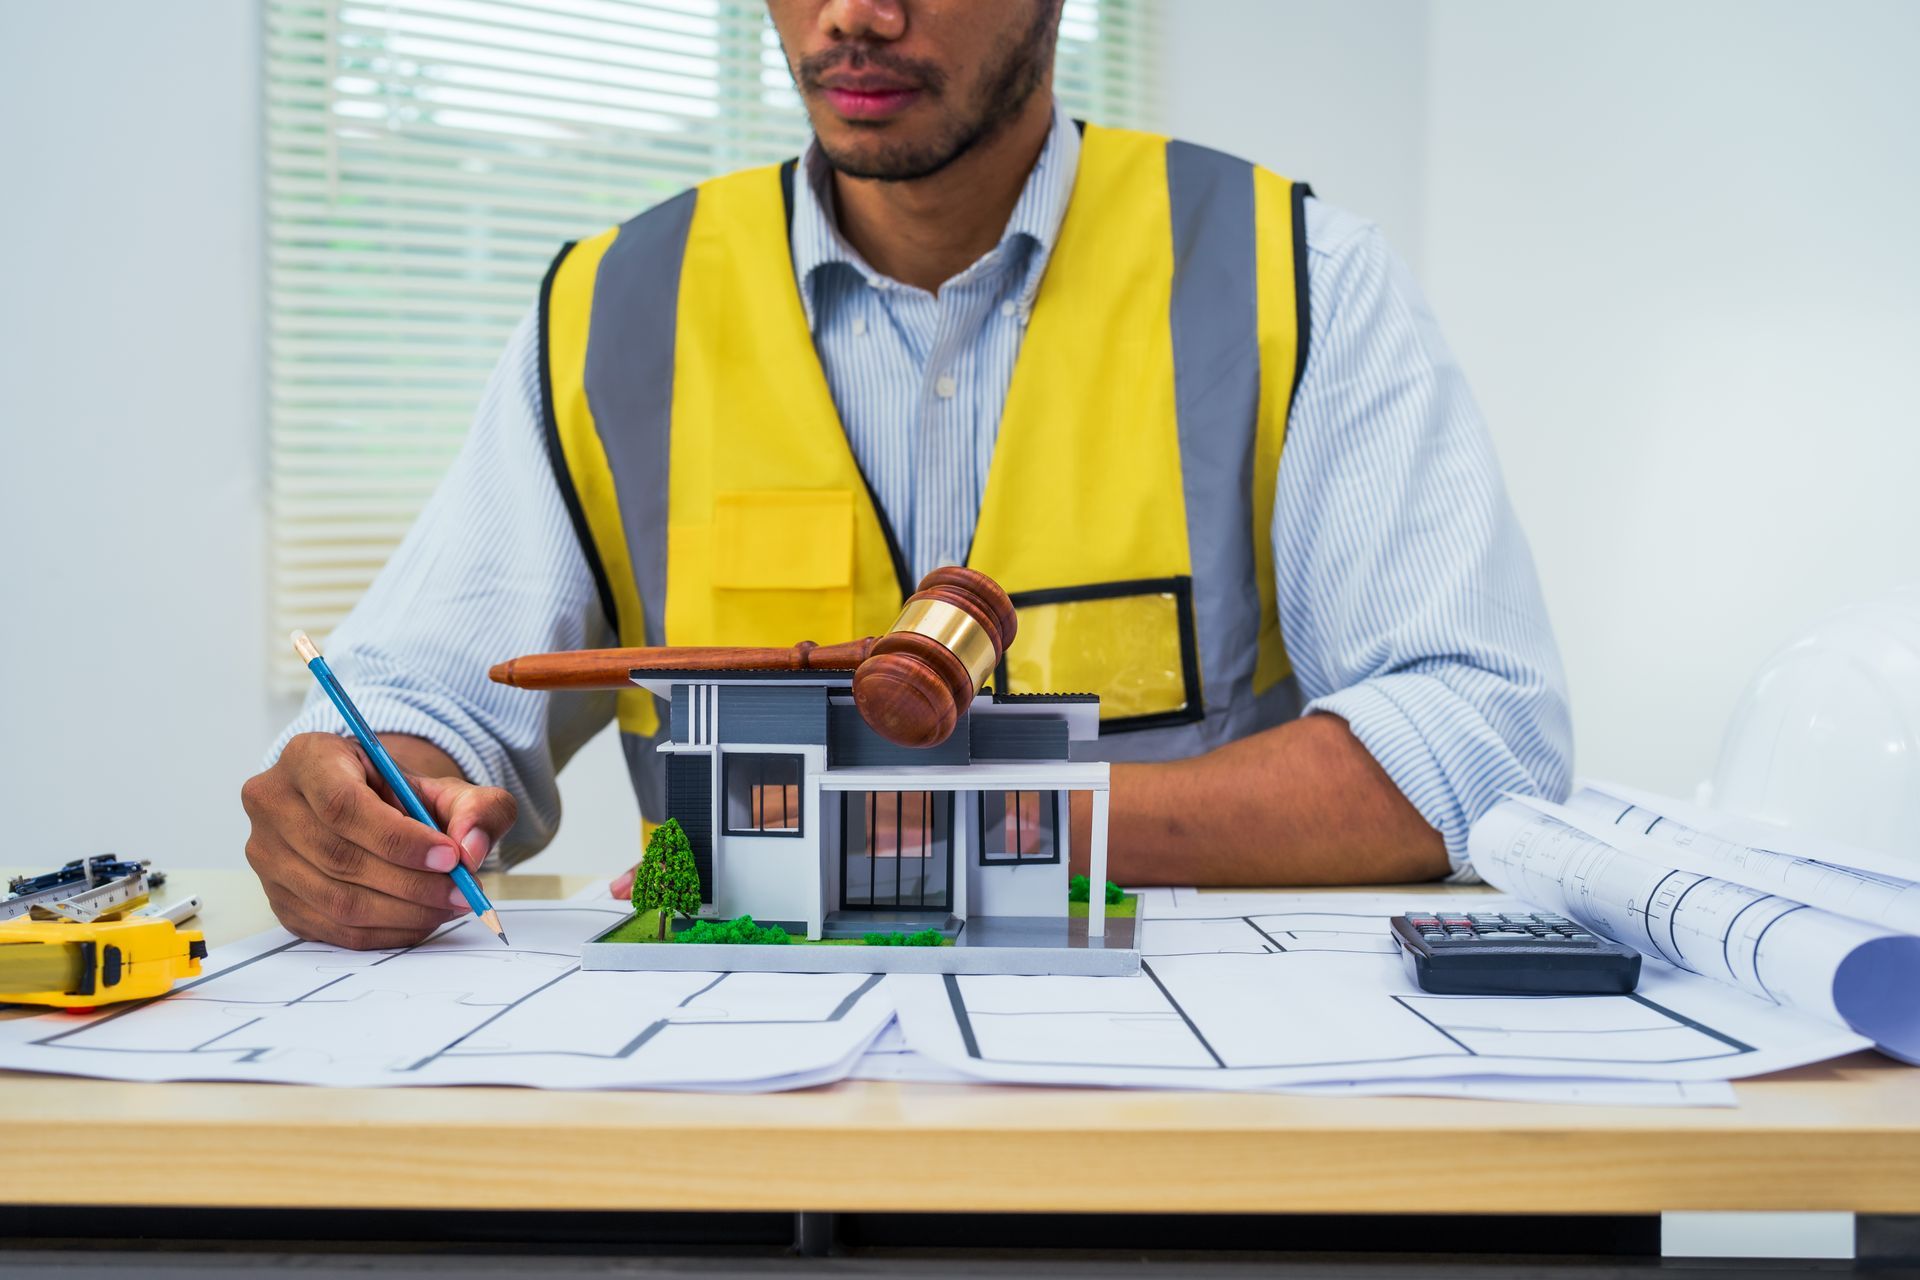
[0,904,892,1089]
[889,891,1873,1089]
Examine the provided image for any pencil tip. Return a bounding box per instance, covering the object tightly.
[497,932,511,946]
[291,630,320,662]
[479,908,509,946]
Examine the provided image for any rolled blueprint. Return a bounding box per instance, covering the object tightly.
[1470,797,1920,1063]
[1566,783,1920,936]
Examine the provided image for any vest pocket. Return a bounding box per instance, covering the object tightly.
[994,576,1204,734]
[707,489,856,644]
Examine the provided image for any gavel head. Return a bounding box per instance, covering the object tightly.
[852,567,1018,749]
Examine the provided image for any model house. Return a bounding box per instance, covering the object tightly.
[582,669,1136,975]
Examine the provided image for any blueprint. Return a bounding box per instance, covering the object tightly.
[889,891,1871,1089]
[849,1022,1736,1105]
[1567,782,1920,935]
[0,904,892,1089]
[1473,798,1920,1064]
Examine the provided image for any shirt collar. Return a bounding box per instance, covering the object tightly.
[791,101,1082,331]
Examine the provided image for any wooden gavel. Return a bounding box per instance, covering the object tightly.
[489,567,1018,749]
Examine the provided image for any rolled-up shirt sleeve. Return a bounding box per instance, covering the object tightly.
[268,309,616,865]
[1277,201,1573,878]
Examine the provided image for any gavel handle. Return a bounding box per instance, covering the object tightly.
[488,638,878,690]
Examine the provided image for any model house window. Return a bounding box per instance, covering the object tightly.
[262,1,1157,691]
[981,791,1059,864]
[724,754,803,836]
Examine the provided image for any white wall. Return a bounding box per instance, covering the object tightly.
[1161,0,1430,268]
[1420,0,1920,797]
[0,0,640,877]
[4,2,1914,879]
[0,0,280,871]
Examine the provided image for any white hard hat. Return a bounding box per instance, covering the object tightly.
[1711,586,1920,865]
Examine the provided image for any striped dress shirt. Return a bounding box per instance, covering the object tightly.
[271,106,1572,878]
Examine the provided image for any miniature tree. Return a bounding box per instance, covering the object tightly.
[632,819,703,940]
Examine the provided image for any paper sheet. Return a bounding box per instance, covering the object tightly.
[1473,798,1920,1063]
[849,1031,1735,1105]
[889,891,1869,1089]
[0,904,892,1090]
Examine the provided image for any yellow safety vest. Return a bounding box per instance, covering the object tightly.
[540,124,1309,818]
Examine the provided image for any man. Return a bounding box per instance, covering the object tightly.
[242,0,1570,950]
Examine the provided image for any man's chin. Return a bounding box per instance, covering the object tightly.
[816,133,968,183]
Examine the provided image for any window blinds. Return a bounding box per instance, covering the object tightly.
[264,0,1160,690]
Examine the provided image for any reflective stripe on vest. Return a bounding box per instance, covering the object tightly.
[539,124,1310,818]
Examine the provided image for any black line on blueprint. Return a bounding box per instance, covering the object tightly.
[1744,904,1808,1007]
[1640,870,1688,959]
[1663,876,1710,968]
[30,939,307,1047]
[1140,961,1225,1068]
[677,973,729,1007]
[1716,893,1774,986]
[1241,916,1289,952]
[397,965,581,1072]
[1644,816,1664,836]
[617,1021,669,1058]
[960,1009,1179,1018]
[828,974,883,1021]
[192,1017,263,1052]
[1389,994,1477,1056]
[368,919,465,965]
[1440,1023,1691,1036]
[943,973,982,1059]
[290,973,354,1004]
[1626,991,1755,1053]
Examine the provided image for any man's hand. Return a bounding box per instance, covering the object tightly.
[241,732,517,949]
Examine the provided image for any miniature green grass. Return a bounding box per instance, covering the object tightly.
[1067,893,1138,919]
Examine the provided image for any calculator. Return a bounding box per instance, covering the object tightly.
[1390,911,1641,995]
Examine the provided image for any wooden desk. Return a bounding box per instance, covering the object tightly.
[2,870,1916,1216]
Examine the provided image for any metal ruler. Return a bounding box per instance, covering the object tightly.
[0,872,149,924]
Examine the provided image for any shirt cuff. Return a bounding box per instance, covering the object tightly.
[269,688,500,786]
[1305,673,1556,883]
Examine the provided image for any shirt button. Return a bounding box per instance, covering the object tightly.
[1000,300,1016,317]
[934,374,957,399]
[851,315,867,337]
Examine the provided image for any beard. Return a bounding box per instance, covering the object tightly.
[794,3,1061,182]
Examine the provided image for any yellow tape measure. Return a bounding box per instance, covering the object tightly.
[0,871,205,1009]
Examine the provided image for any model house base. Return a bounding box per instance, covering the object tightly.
[582,669,1140,977]
[580,914,1141,975]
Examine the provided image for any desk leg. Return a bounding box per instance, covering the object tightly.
[794,1210,836,1257]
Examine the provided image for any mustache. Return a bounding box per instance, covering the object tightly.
[796,43,947,95]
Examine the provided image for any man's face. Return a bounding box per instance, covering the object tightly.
[766,0,1061,182]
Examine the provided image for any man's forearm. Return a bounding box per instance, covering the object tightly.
[1072,713,1448,886]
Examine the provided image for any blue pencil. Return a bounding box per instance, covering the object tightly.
[291,631,508,945]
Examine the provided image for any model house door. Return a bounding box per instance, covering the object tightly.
[841,791,953,912]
